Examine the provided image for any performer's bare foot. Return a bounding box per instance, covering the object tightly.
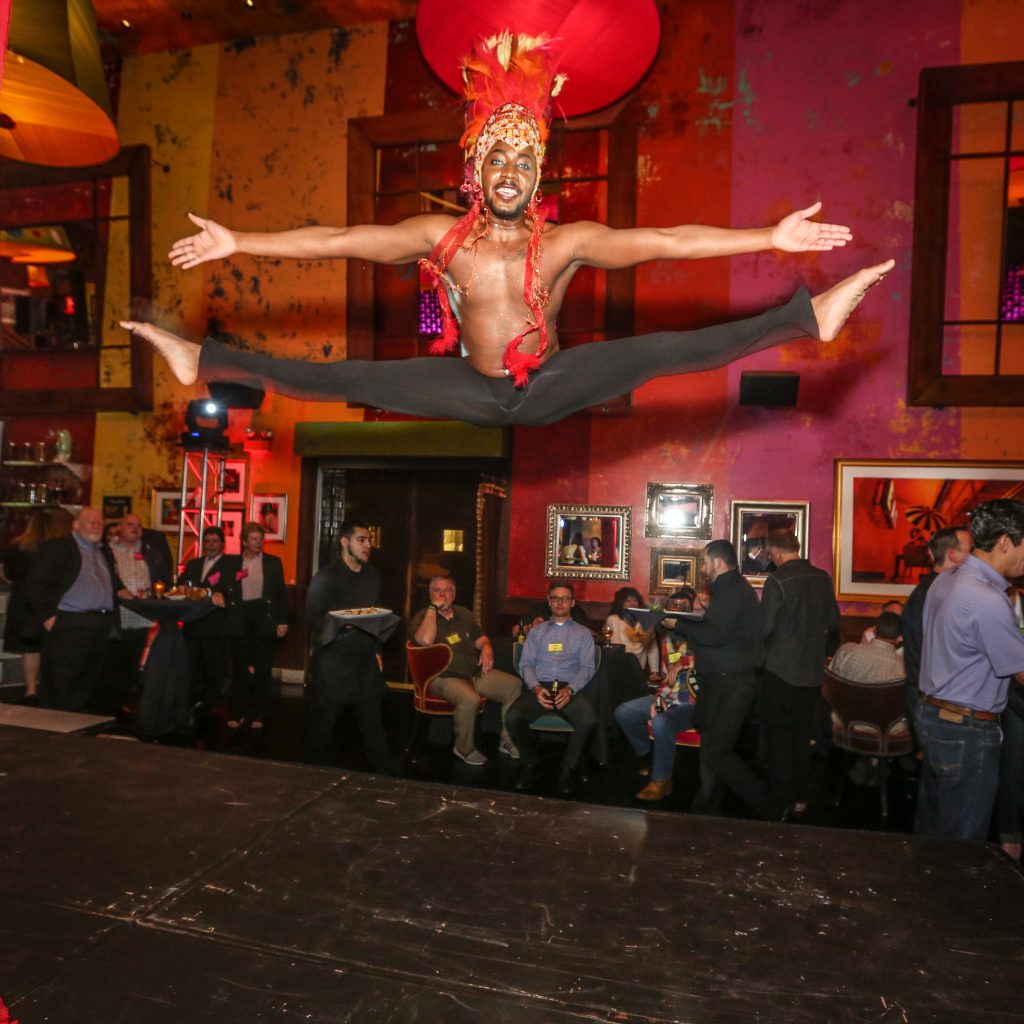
[811,259,895,341]
[120,320,201,385]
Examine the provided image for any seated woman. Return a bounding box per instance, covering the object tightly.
[603,586,658,677]
[613,635,696,802]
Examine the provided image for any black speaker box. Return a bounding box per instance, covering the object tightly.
[739,370,799,407]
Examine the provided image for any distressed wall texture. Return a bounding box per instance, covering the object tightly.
[90,0,1023,606]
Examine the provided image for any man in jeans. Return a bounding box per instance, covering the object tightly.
[410,575,522,765]
[915,499,1024,841]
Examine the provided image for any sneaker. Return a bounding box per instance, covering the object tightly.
[453,748,487,766]
[499,739,520,760]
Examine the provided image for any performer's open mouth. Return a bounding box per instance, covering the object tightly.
[495,185,519,200]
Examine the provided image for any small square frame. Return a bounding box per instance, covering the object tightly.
[250,492,287,543]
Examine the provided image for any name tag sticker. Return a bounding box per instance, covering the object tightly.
[446,632,461,645]
[548,642,563,653]
[668,651,682,664]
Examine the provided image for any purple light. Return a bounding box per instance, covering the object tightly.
[418,289,443,335]
[1003,264,1024,322]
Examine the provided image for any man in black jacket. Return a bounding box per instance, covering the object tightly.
[669,539,785,819]
[305,518,394,774]
[760,529,840,812]
[26,506,121,712]
[179,526,231,716]
[219,521,288,730]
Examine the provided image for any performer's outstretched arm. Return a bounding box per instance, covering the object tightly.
[169,211,455,270]
[567,201,852,271]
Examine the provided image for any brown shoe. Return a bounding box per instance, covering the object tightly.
[636,779,673,801]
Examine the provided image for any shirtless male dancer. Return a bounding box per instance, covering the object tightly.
[122,32,894,428]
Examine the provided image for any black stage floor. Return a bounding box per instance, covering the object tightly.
[2,725,1022,1024]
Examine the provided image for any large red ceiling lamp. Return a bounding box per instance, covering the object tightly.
[0,0,120,166]
[415,0,660,118]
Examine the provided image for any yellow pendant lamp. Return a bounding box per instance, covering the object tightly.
[0,0,120,167]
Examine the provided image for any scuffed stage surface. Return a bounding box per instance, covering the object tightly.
[1,725,1021,1023]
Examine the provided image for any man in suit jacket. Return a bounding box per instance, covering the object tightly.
[179,525,231,715]
[218,521,288,730]
[25,507,121,712]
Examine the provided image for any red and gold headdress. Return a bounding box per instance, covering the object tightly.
[419,32,567,387]
[461,31,566,189]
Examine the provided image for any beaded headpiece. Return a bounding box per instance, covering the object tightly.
[418,32,567,388]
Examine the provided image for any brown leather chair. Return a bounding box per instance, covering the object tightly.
[821,666,914,818]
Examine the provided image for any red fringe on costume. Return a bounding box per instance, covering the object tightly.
[418,198,550,389]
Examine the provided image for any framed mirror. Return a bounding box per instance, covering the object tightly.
[644,482,714,540]
[729,499,810,587]
[545,503,632,581]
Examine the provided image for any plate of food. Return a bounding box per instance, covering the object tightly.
[329,607,391,618]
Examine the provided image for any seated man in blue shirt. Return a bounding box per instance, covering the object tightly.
[915,499,1024,842]
[506,581,597,796]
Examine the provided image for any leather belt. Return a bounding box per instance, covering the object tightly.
[924,694,998,722]
[61,608,113,615]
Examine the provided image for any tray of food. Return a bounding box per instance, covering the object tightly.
[329,607,391,618]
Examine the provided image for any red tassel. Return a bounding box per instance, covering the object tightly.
[502,336,542,388]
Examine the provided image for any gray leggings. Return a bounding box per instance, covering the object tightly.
[199,289,817,427]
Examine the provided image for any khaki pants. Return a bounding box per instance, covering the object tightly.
[429,668,522,754]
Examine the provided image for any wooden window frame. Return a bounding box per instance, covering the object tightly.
[908,61,1024,407]
[345,98,639,365]
[0,144,152,414]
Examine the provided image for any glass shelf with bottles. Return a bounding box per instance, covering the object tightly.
[1,445,87,508]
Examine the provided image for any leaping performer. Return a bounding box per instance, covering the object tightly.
[122,32,894,428]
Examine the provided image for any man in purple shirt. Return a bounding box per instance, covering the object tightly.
[506,581,597,796]
[915,499,1024,841]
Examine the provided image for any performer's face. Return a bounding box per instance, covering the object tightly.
[480,141,538,221]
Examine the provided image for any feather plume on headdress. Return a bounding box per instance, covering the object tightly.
[460,31,566,186]
[418,31,567,388]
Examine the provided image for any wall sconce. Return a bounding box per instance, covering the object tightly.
[243,427,274,453]
[368,526,381,549]
[442,529,464,552]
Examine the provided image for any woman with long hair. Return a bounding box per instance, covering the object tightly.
[603,586,658,676]
[2,507,74,701]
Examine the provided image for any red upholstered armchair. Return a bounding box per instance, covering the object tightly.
[406,641,454,715]
[821,666,914,818]
[404,641,484,761]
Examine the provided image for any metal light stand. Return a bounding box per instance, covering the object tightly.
[176,446,227,574]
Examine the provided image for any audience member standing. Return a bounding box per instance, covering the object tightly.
[410,575,522,765]
[305,519,394,773]
[180,526,231,717]
[669,540,785,820]
[26,507,119,712]
[2,508,73,703]
[759,529,840,813]
[831,612,905,682]
[104,513,174,713]
[222,522,288,732]
[996,584,1024,861]
[915,500,1024,841]
[901,526,971,716]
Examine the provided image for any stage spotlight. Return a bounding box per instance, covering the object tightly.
[182,397,229,449]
